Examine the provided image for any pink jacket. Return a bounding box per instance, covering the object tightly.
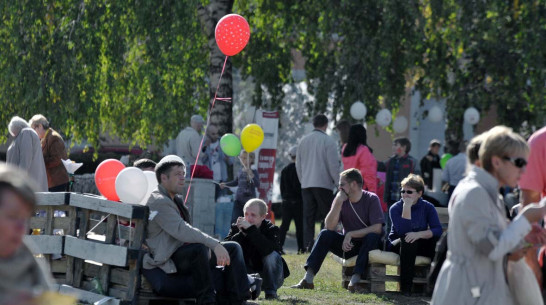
[342,144,377,194]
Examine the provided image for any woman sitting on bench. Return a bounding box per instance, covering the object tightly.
[387,174,442,296]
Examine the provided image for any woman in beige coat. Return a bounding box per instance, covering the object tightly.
[432,126,546,305]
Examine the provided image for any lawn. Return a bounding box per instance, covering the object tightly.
[249,253,430,305]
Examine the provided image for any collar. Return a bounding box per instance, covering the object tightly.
[466,166,499,202]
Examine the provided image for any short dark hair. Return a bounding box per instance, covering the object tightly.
[155,161,185,184]
[134,158,157,170]
[340,168,363,187]
[394,137,411,154]
[312,114,328,128]
[0,163,37,210]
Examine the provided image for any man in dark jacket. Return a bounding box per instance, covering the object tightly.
[419,139,441,190]
[225,199,289,300]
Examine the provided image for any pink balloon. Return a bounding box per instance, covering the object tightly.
[215,14,250,56]
[95,159,125,201]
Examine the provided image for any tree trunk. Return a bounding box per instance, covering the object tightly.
[198,0,234,135]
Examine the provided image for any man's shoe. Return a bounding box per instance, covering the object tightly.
[249,274,262,300]
[265,292,278,300]
[290,279,314,289]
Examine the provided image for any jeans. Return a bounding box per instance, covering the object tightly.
[143,243,214,304]
[248,252,284,295]
[211,241,250,304]
[279,199,304,252]
[305,229,381,276]
[390,237,438,292]
[301,188,335,251]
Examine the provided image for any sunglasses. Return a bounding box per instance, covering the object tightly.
[502,156,527,168]
[400,190,415,194]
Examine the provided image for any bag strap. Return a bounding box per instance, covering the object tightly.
[348,200,368,228]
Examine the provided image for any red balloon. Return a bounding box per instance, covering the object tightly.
[215,14,250,56]
[95,159,125,201]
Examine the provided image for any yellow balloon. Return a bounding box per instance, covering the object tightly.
[241,124,264,152]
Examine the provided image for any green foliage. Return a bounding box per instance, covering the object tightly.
[0,0,208,150]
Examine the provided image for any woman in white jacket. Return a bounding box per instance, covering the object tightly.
[432,126,546,305]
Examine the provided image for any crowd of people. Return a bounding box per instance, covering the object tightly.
[4,112,546,305]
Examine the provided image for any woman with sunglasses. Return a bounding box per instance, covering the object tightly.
[387,174,442,295]
[432,126,546,305]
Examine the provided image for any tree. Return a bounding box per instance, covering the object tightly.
[0,0,209,151]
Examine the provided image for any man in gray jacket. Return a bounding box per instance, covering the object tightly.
[142,155,249,305]
[296,114,340,251]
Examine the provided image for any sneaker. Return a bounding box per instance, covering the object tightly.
[290,279,314,289]
[249,274,263,300]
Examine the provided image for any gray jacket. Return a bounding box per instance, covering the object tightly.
[143,185,219,273]
[431,166,531,305]
[6,128,48,192]
[296,129,340,190]
[175,127,204,167]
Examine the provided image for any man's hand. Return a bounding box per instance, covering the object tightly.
[213,244,231,267]
[404,232,421,243]
[335,189,348,203]
[342,232,353,252]
[219,183,226,190]
[236,217,251,230]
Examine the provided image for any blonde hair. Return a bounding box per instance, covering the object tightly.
[243,199,268,216]
[479,126,529,173]
[400,174,425,194]
[29,114,49,129]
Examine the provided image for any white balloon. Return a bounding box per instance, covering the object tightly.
[464,107,480,125]
[115,167,148,204]
[139,171,158,205]
[428,105,443,123]
[393,116,408,133]
[375,109,392,127]
[350,101,367,120]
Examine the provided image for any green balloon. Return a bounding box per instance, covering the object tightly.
[440,153,452,169]
[220,133,242,157]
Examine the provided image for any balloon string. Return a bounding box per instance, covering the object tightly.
[184,55,230,206]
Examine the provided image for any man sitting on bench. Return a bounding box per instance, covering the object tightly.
[225,199,290,300]
[291,168,384,293]
[142,155,249,305]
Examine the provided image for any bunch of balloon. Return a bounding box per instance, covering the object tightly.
[240,124,264,153]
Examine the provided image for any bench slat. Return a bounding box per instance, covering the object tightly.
[64,236,131,267]
[24,235,63,254]
[36,192,70,206]
[69,193,147,219]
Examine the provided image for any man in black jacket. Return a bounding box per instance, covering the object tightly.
[225,199,290,300]
[419,139,441,190]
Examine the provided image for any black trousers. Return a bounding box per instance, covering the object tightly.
[142,243,214,304]
[390,236,438,293]
[301,187,334,251]
[279,199,304,252]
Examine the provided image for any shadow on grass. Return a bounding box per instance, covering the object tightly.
[378,292,431,305]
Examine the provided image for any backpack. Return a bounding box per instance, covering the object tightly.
[427,231,448,295]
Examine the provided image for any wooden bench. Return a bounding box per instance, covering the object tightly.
[331,249,431,294]
[26,192,196,305]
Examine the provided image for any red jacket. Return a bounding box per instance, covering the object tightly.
[342,144,377,194]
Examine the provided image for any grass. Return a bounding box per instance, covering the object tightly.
[249,253,430,305]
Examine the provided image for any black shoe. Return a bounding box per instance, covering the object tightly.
[265,292,278,300]
[249,274,263,300]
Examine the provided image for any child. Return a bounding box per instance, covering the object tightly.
[220,150,260,223]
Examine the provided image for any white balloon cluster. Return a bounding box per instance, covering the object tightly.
[375,109,392,127]
[350,101,367,120]
[115,168,158,205]
[464,107,480,125]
